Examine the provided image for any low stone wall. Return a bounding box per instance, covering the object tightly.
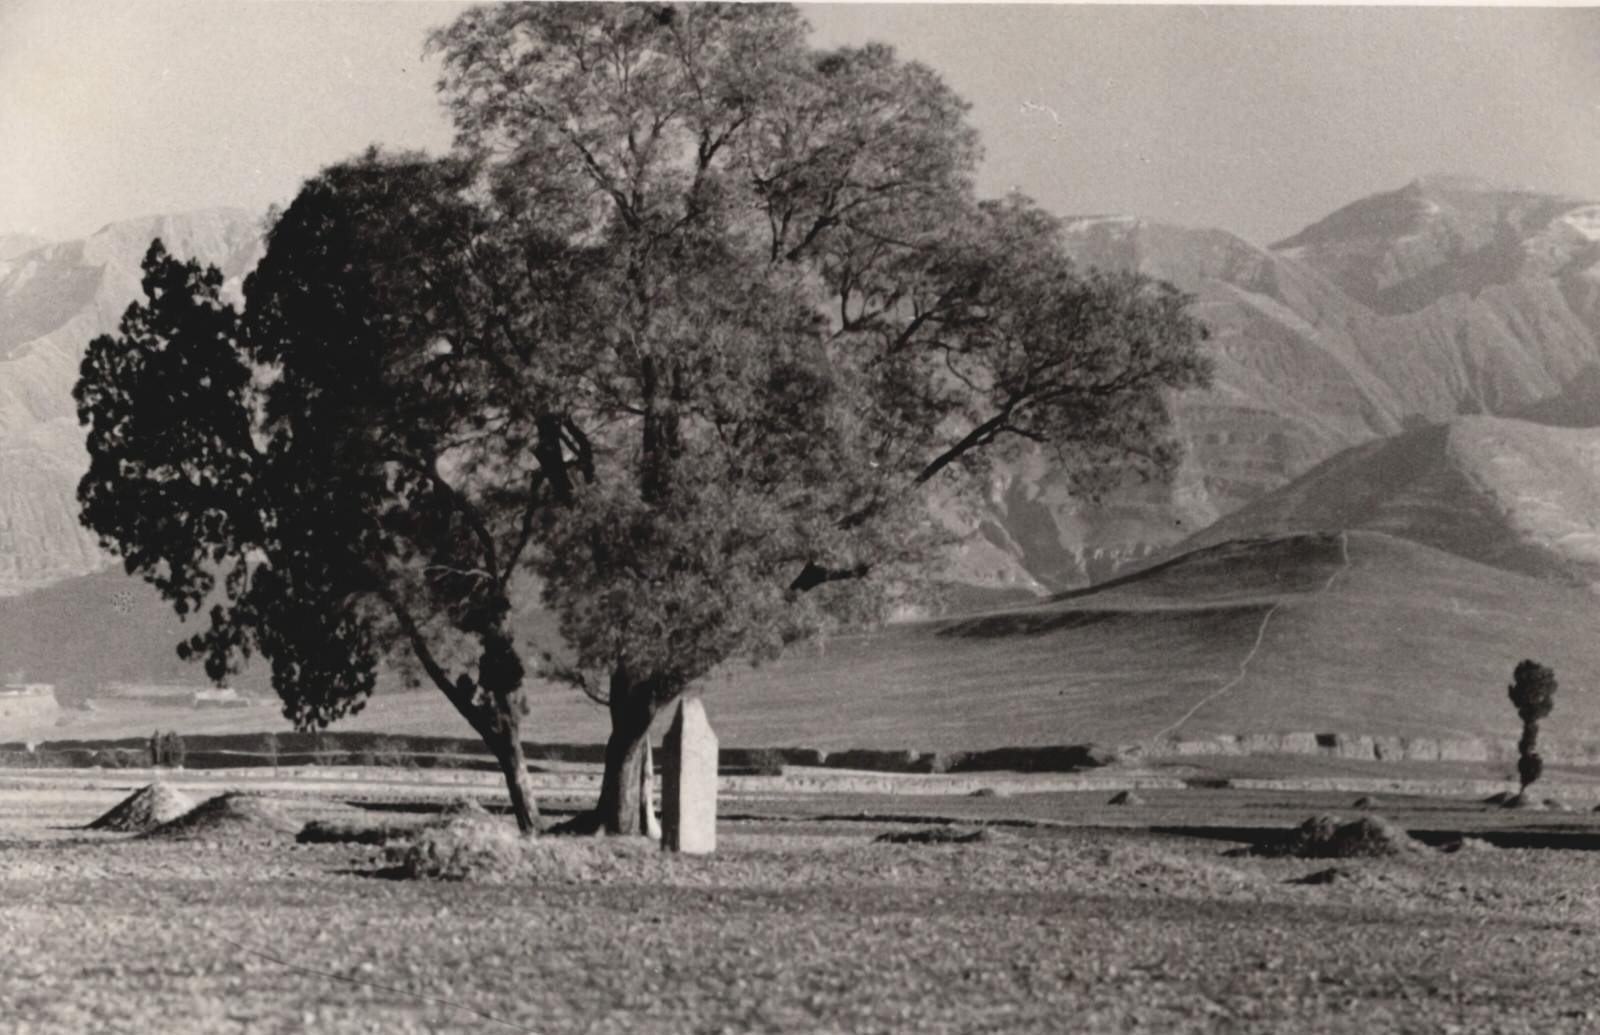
[1146,731,1600,765]
[11,725,1600,778]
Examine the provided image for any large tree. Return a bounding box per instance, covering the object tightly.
[428,3,1212,833]
[75,154,575,833]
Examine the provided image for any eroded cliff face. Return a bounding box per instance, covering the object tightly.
[0,210,263,595]
[941,178,1600,598]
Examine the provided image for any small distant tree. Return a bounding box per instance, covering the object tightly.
[309,733,340,767]
[162,731,187,769]
[364,737,411,769]
[1508,659,1558,791]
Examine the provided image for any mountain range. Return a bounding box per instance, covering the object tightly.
[947,175,1600,594]
[1,178,1598,708]
[0,210,263,596]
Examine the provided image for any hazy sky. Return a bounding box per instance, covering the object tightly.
[4,2,1599,246]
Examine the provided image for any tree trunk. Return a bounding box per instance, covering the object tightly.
[596,671,671,835]
[598,719,651,836]
[487,724,542,835]
[384,600,542,834]
[1518,719,1542,792]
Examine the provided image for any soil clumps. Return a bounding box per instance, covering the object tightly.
[300,797,492,845]
[1245,814,1426,859]
[297,818,419,845]
[875,826,997,845]
[395,813,658,882]
[1289,866,1359,885]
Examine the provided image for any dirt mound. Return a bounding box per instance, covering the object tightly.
[875,826,997,845]
[395,815,659,883]
[1242,815,1426,859]
[143,792,301,841]
[300,799,490,845]
[1289,815,1423,859]
[87,783,196,832]
[1107,790,1144,806]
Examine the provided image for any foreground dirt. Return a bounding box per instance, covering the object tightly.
[5,788,1600,1033]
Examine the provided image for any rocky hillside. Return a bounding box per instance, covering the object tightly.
[0,211,263,594]
[951,177,1600,594]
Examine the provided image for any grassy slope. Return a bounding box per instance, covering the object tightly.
[20,531,1600,753]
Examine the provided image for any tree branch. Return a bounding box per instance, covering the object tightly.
[377,587,491,741]
[788,560,872,594]
[913,409,1012,486]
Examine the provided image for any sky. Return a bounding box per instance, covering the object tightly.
[4,2,1600,247]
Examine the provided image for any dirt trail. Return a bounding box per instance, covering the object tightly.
[1148,531,1351,743]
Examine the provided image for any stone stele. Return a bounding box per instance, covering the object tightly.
[661,696,718,854]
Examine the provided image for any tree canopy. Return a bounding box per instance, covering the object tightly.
[428,2,1211,831]
[75,3,1212,836]
[77,155,561,832]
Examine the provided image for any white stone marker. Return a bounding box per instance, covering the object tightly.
[661,696,717,854]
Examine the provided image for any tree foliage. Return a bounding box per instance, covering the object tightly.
[427,2,1211,832]
[75,155,565,832]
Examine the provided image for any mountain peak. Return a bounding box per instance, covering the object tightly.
[1271,177,1598,314]
[0,233,50,264]
[1405,173,1500,196]
[78,208,262,271]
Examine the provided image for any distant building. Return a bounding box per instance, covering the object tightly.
[0,683,53,697]
[0,683,58,719]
